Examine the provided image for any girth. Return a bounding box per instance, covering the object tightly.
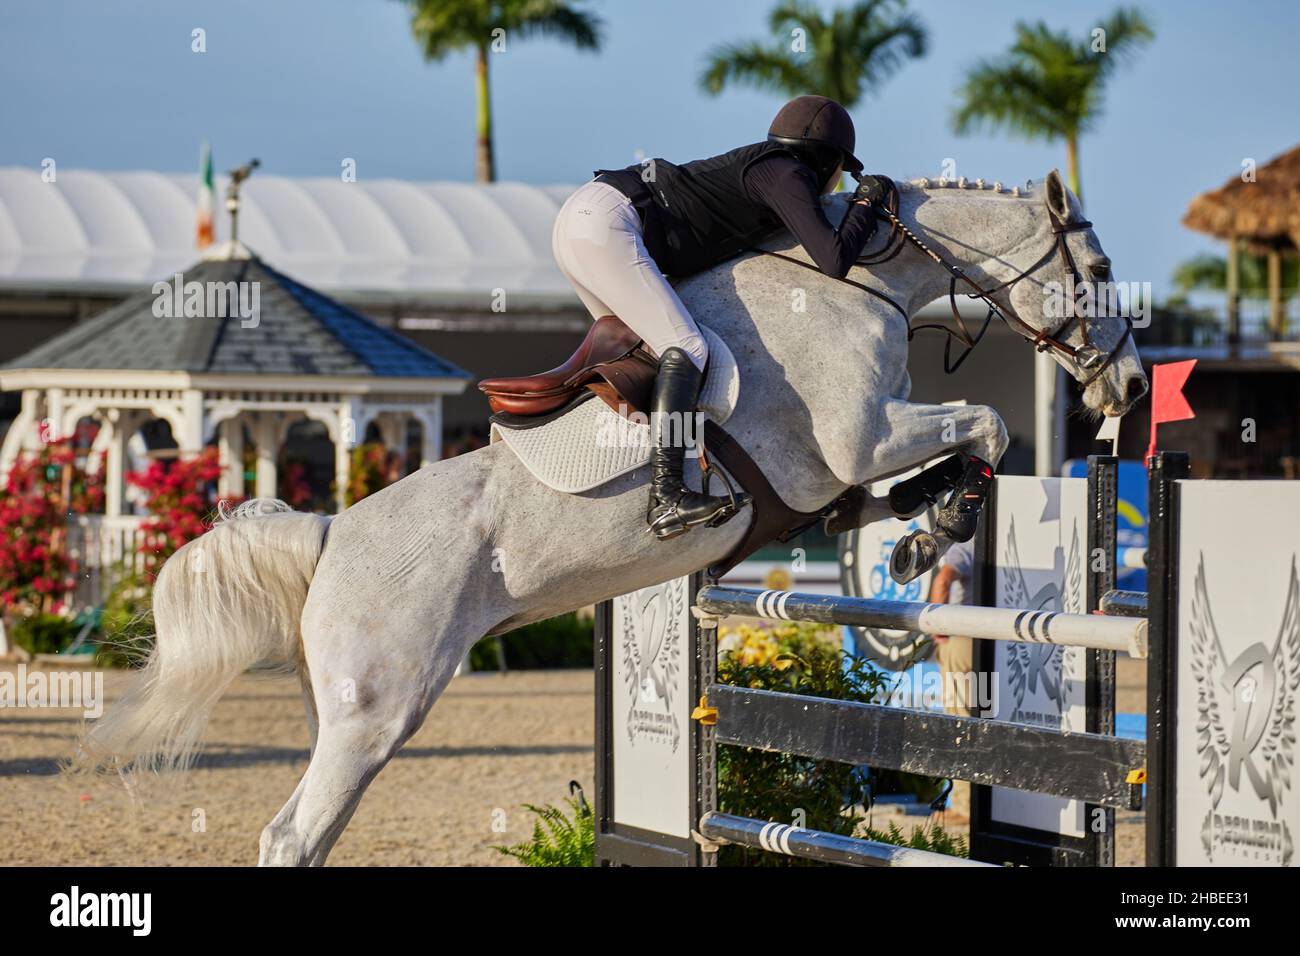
[701,421,825,580]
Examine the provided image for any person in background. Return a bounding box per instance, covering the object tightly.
[928,537,976,820]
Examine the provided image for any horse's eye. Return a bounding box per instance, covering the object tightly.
[1089,261,1111,281]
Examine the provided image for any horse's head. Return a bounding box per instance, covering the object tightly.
[1000,169,1147,418]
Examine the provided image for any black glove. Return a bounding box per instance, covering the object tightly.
[852,174,894,206]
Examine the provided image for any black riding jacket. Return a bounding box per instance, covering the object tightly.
[595,141,876,279]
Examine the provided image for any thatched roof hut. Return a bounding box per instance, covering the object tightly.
[1184,146,1300,255]
[1183,146,1300,338]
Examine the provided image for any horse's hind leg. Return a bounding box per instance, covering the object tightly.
[259,623,467,866]
[258,721,392,866]
[299,668,319,758]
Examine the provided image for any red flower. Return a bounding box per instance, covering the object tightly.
[125,447,235,579]
[0,439,106,614]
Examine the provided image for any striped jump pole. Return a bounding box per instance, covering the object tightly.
[695,585,1149,659]
[698,813,996,868]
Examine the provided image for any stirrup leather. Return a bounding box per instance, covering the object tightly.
[696,442,746,528]
[647,442,748,540]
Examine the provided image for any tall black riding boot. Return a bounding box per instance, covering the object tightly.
[646,348,748,540]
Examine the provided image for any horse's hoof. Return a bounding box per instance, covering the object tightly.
[890,530,939,585]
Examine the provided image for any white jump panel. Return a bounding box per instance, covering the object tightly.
[989,476,1092,843]
[608,576,697,840]
[1174,481,1300,866]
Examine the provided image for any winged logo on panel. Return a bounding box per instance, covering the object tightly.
[1000,517,1083,730]
[1187,555,1298,864]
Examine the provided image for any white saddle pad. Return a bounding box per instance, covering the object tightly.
[489,324,740,494]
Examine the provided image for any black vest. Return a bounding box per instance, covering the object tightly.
[595,142,791,278]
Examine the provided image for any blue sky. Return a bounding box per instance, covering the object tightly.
[1,0,1295,297]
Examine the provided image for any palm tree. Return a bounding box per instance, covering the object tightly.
[700,0,927,110]
[951,8,1153,206]
[400,1,602,182]
[1171,253,1298,302]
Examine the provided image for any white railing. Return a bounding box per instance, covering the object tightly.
[64,514,148,611]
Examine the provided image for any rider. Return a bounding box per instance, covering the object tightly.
[552,94,890,540]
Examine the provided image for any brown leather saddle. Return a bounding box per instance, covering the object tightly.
[479,315,659,418]
[478,314,837,578]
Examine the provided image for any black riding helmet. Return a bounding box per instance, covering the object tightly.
[767,95,864,185]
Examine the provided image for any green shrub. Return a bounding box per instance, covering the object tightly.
[715,620,888,865]
[492,795,593,867]
[863,819,970,859]
[7,614,80,655]
[470,612,593,671]
[714,620,958,865]
[94,572,154,668]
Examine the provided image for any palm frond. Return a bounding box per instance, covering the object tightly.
[951,8,1152,143]
[952,59,1069,140]
[504,0,603,50]
[403,0,603,60]
[699,42,810,97]
[850,13,929,100]
[1088,6,1155,75]
[767,0,826,38]
[703,0,927,103]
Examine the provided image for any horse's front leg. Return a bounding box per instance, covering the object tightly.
[822,484,895,537]
[825,399,1009,581]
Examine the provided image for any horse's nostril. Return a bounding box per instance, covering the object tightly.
[1126,377,1148,402]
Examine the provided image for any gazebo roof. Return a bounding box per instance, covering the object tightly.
[3,250,471,381]
[1183,145,1300,256]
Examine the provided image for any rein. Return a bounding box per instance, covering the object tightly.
[754,183,1134,386]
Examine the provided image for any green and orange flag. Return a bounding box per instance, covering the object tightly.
[196,141,214,249]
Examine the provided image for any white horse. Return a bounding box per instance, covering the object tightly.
[78,169,1146,865]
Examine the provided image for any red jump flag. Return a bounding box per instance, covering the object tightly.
[1146,360,1197,463]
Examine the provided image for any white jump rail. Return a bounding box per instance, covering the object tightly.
[1116,546,1147,570]
[695,585,1149,659]
[698,812,997,868]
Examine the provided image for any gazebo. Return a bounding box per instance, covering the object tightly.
[0,238,471,519]
[1184,145,1300,341]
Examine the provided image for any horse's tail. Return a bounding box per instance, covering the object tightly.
[75,500,330,776]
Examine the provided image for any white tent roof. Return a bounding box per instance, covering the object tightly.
[0,166,577,302]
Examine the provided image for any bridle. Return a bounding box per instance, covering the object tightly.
[866,182,1133,386]
[758,181,1134,388]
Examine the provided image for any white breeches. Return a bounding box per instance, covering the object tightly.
[551,180,709,371]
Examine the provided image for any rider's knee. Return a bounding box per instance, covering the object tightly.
[983,412,1009,458]
[678,333,708,372]
[968,409,1008,459]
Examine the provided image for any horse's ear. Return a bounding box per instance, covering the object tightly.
[1044,169,1073,221]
